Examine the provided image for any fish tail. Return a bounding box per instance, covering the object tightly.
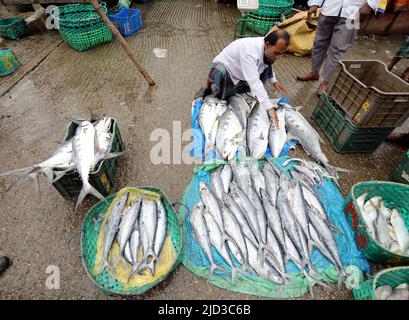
[304,258,330,282]
[302,269,330,295]
[309,240,333,265]
[101,151,126,161]
[6,171,41,199]
[230,266,238,283]
[139,248,157,276]
[110,254,125,271]
[145,259,156,277]
[99,260,109,275]
[0,166,35,176]
[52,168,74,184]
[41,167,54,186]
[208,262,223,277]
[127,268,138,284]
[257,243,268,265]
[75,182,106,211]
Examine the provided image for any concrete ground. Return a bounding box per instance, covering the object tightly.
[0,0,408,300]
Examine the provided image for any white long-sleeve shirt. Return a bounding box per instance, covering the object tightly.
[213,37,277,111]
[308,0,379,20]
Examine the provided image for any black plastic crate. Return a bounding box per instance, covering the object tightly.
[312,94,394,153]
[327,60,409,127]
[52,118,124,199]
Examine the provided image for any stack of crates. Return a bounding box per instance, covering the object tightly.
[312,60,409,153]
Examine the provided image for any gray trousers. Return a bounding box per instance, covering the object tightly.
[312,13,358,81]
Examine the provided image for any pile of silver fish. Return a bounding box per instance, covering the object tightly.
[100,192,167,282]
[190,158,346,288]
[0,117,124,210]
[356,193,409,256]
[375,283,409,300]
[197,94,336,173]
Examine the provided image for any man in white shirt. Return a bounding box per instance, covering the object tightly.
[195,30,290,129]
[297,0,378,96]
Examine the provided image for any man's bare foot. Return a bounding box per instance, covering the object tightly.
[317,80,329,96]
[194,87,211,100]
[296,71,319,81]
[401,68,409,82]
[386,132,409,146]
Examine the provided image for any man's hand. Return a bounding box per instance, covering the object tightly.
[359,3,372,16]
[273,82,289,94]
[307,5,319,21]
[268,108,280,130]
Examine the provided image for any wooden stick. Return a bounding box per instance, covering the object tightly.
[89,0,156,86]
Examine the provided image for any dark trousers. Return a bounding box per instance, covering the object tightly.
[312,13,358,81]
[207,62,272,100]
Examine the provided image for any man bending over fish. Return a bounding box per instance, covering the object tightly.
[195,30,290,129]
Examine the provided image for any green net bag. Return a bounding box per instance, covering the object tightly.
[81,186,183,296]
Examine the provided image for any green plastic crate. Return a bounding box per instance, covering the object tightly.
[391,150,409,185]
[0,18,30,40]
[243,14,281,36]
[353,266,409,300]
[52,118,124,199]
[81,187,183,296]
[344,181,409,264]
[312,93,394,153]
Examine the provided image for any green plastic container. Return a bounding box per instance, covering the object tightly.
[53,3,113,52]
[81,187,183,296]
[0,18,30,40]
[344,181,409,264]
[52,118,124,199]
[0,49,21,77]
[353,266,409,300]
[391,150,409,185]
[244,14,281,36]
[312,93,394,153]
[255,0,294,18]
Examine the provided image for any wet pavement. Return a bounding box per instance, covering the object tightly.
[0,0,408,299]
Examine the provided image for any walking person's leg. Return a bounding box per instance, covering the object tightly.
[317,17,358,95]
[297,14,337,81]
[389,36,409,70]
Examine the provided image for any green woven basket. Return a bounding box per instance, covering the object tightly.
[53,3,112,52]
[0,49,21,77]
[81,186,183,296]
[54,4,105,28]
[0,18,30,40]
[245,14,281,36]
[255,0,294,18]
[391,150,409,185]
[344,181,409,264]
[353,266,409,300]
